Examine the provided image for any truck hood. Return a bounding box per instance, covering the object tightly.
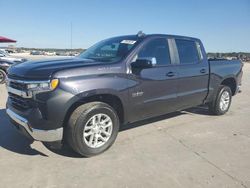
[7,57,102,79]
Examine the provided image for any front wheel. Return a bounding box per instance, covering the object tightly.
[66,102,120,157]
[209,85,232,115]
[0,69,7,84]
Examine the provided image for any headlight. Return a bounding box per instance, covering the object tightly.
[26,79,59,92]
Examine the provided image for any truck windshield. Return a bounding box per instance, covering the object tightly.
[79,37,138,63]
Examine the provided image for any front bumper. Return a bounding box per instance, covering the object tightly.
[6,108,63,142]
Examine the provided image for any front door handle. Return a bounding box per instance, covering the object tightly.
[200,69,207,74]
[166,72,175,77]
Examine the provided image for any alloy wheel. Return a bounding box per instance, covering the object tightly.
[83,113,113,148]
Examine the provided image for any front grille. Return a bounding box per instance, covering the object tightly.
[9,81,27,90]
[9,92,32,110]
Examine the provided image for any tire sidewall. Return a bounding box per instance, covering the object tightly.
[0,70,6,84]
[74,103,119,156]
[215,86,232,115]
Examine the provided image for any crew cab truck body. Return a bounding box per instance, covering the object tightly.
[6,33,243,157]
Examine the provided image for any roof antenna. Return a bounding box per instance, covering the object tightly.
[137,31,145,37]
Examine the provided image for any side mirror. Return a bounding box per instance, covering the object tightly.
[131,57,157,69]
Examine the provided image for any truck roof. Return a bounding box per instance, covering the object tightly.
[114,34,201,42]
[146,34,200,41]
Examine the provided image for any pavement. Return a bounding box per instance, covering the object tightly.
[0,63,249,188]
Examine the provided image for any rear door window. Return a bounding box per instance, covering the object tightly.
[176,39,199,64]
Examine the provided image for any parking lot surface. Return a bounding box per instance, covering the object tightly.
[0,63,249,188]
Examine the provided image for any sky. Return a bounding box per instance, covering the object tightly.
[0,0,250,52]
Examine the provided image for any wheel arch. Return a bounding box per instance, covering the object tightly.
[63,93,125,128]
[0,68,7,83]
[0,68,7,73]
[220,77,237,96]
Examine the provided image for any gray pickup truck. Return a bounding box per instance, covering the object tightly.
[6,33,243,157]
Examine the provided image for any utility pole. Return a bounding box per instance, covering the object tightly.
[70,22,72,52]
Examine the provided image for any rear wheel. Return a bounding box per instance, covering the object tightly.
[209,85,232,115]
[0,69,7,84]
[66,102,120,157]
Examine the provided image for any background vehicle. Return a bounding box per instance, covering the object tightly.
[30,50,43,55]
[0,49,26,62]
[0,50,26,83]
[6,33,243,157]
[0,60,14,83]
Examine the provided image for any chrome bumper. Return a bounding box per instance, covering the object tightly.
[6,109,63,142]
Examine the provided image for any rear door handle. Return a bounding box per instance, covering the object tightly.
[200,69,207,74]
[166,72,175,77]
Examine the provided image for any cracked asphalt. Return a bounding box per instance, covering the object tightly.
[0,62,249,188]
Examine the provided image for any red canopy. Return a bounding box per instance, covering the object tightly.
[0,36,16,43]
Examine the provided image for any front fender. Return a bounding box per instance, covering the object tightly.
[60,75,129,102]
[55,75,131,124]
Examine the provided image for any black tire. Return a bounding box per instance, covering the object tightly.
[0,69,7,84]
[208,85,232,115]
[66,102,120,157]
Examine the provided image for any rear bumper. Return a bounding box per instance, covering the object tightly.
[6,108,63,142]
